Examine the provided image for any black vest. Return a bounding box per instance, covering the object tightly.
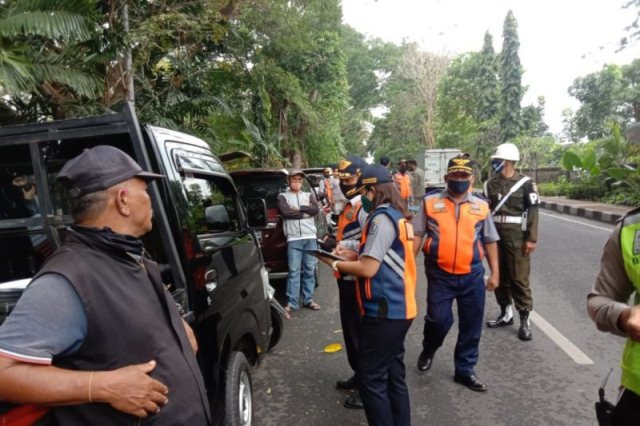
[35,228,210,425]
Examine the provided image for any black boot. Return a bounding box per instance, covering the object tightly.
[486,304,514,328]
[518,310,532,341]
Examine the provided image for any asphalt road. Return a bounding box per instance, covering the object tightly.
[252,210,623,426]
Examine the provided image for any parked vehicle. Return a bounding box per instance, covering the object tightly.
[424,148,462,189]
[0,104,284,426]
[229,169,330,284]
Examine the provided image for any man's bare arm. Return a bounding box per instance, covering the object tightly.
[484,241,499,291]
[0,356,168,418]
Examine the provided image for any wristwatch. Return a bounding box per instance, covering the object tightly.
[331,260,340,272]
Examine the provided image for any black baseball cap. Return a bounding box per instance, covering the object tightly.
[380,155,390,166]
[57,145,164,198]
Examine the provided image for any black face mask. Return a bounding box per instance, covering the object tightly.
[398,166,407,173]
[339,182,358,199]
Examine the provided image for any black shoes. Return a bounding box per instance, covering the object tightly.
[486,305,514,328]
[453,373,488,392]
[343,392,364,409]
[337,377,363,410]
[417,350,434,372]
[336,376,358,390]
[518,310,533,341]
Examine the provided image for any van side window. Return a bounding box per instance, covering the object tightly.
[182,175,240,235]
[0,145,47,282]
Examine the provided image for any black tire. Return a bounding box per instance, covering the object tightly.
[224,351,253,426]
[268,306,284,351]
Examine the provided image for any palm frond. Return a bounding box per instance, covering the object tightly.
[32,64,101,97]
[0,10,95,42]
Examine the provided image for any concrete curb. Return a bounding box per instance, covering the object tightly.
[540,200,625,224]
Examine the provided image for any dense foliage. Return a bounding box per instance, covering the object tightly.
[0,0,637,203]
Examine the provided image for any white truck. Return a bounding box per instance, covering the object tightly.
[423,148,462,189]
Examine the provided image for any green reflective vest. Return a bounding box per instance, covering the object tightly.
[620,211,640,396]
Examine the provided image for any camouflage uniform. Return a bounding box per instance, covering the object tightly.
[485,173,539,312]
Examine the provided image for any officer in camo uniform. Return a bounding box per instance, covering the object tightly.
[484,143,539,341]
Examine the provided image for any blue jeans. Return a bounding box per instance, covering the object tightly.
[286,238,318,309]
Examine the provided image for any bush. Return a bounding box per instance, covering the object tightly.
[565,182,607,200]
[537,181,569,196]
[600,190,640,207]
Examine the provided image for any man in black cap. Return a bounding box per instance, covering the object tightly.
[278,169,321,312]
[413,155,500,392]
[0,146,210,425]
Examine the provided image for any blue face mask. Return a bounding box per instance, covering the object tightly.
[491,159,505,173]
[447,180,470,195]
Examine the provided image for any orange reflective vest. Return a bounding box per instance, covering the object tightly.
[334,201,363,279]
[394,173,411,200]
[422,193,490,275]
[356,205,417,319]
[323,178,333,203]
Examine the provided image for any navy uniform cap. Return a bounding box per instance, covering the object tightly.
[57,145,164,198]
[336,155,367,179]
[357,164,393,193]
[446,155,474,175]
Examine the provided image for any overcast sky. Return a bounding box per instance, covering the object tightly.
[341,0,638,135]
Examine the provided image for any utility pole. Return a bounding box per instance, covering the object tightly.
[123,3,134,102]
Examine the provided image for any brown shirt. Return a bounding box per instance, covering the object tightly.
[587,222,634,337]
[485,172,540,242]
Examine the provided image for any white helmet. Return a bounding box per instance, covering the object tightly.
[491,143,520,161]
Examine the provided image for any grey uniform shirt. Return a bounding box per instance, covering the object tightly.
[587,222,634,337]
[360,204,396,261]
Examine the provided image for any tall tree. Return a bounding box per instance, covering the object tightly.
[397,46,450,149]
[477,31,499,122]
[621,58,640,122]
[568,64,625,140]
[521,96,549,137]
[498,10,523,143]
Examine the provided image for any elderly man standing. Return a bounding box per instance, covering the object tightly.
[278,170,321,312]
[0,146,210,425]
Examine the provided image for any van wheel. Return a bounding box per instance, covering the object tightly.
[268,306,284,351]
[224,351,253,426]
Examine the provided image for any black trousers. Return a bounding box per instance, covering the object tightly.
[611,388,640,426]
[337,278,362,374]
[357,316,413,426]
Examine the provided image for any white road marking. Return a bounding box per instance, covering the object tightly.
[530,310,594,365]
[540,211,612,232]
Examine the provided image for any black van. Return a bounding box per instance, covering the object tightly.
[0,104,283,425]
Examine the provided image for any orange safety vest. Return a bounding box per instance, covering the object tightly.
[394,173,411,199]
[422,193,490,275]
[356,205,417,319]
[334,201,363,279]
[323,177,333,203]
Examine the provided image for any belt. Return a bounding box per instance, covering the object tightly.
[493,215,522,224]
